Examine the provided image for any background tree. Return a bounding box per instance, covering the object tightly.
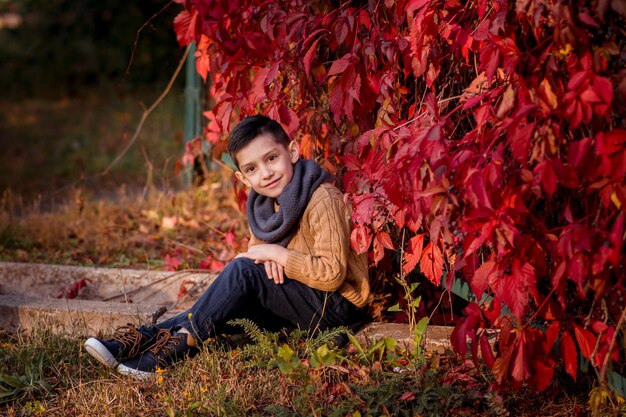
[0,0,181,98]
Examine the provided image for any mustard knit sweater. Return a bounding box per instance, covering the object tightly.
[248,183,371,308]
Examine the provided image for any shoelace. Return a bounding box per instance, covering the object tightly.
[112,324,146,358]
[148,329,186,369]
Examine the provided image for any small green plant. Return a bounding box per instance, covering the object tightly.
[388,255,430,361]
[227,318,280,360]
[0,351,53,405]
[0,373,51,405]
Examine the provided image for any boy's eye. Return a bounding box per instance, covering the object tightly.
[244,166,255,174]
[268,155,277,161]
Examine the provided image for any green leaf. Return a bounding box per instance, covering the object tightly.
[388,303,402,312]
[347,333,368,362]
[415,317,429,334]
[277,344,294,362]
[383,337,398,351]
[411,295,422,308]
[367,339,386,356]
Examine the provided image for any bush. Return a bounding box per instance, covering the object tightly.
[172,0,625,392]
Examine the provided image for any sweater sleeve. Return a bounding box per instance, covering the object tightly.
[283,190,351,291]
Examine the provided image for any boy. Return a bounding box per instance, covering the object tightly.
[84,115,371,379]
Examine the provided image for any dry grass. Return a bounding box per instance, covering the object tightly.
[0,165,247,270]
[1,321,620,417]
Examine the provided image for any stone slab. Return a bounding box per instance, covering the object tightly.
[0,262,217,335]
[0,295,168,336]
[0,262,217,305]
[357,322,454,353]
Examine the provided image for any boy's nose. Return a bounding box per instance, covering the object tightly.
[259,164,272,178]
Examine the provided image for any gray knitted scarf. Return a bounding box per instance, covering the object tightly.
[247,159,330,247]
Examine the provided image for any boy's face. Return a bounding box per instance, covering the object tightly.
[234,133,300,198]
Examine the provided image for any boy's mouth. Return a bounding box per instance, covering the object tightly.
[264,178,281,189]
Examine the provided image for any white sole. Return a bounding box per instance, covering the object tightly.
[117,363,155,381]
[84,338,119,368]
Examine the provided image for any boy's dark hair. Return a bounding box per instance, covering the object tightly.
[228,115,290,168]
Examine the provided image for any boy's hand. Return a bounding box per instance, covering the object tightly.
[262,261,284,284]
[236,244,290,284]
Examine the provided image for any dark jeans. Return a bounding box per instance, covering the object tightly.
[139,258,367,345]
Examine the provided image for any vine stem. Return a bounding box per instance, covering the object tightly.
[599,305,626,387]
[103,44,191,176]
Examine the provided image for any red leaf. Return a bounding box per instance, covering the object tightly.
[164,254,182,272]
[466,171,493,209]
[509,120,535,164]
[420,242,443,285]
[277,104,300,135]
[567,253,588,297]
[530,357,555,392]
[350,224,372,254]
[535,159,557,197]
[573,325,597,361]
[372,231,393,265]
[377,231,395,250]
[499,260,536,319]
[470,260,496,300]
[214,98,234,131]
[303,37,322,78]
[173,8,198,47]
[592,76,614,110]
[567,137,593,168]
[479,333,495,368]
[199,257,225,272]
[511,332,531,383]
[492,337,514,385]
[194,35,211,81]
[223,228,237,250]
[544,321,560,353]
[177,279,196,300]
[450,303,483,357]
[398,391,416,401]
[352,194,376,224]
[328,53,353,76]
[609,212,624,266]
[403,233,424,274]
[561,331,578,381]
[57,279,90,299]
[596,129,626,155]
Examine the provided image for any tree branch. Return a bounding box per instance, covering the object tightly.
[103,44,191,176]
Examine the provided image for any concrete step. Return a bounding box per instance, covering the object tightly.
[357,322,454,353]
[0,294,166,336]
[0,262,217,335]
[0,262,456,352]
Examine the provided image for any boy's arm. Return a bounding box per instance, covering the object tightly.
[282,192,351,292]
[238,187,352,291]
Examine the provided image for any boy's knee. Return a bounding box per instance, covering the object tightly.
[223,257,263,279]
[229,257,257,271]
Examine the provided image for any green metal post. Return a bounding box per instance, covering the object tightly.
[184,41,202,186]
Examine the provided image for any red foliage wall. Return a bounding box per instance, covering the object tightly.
[174,0,626,391]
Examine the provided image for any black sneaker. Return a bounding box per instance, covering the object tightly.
[84,325,154,368]
[117,329,198,380]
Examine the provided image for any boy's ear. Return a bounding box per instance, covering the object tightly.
[288,141,300,164]
[234,171,250,187]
